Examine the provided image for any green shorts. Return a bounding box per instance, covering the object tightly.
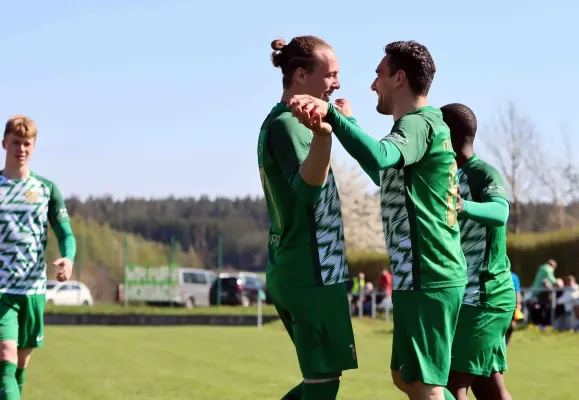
[268,281,358,379]
[450,304,512,377]
[0,294,45,349]
[390,286,464,386]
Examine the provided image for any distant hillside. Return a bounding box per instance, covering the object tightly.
[64,195,578,272]
[44,216,202,301]
[65,195,268,271]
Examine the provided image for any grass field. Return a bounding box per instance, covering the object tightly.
[26,319,578,400]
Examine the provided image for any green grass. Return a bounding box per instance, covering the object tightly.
[26,320,578,400]
[44,303,279,316]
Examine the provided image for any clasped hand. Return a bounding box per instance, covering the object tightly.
[287,95,353,136]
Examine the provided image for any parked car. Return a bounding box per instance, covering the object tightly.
[45,280,94,306]
[209,272,271,306]
[144,268,216,308]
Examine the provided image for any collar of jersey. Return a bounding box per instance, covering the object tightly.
[462,154,479,169]
[406,105,440,116]
[0,170,35,182]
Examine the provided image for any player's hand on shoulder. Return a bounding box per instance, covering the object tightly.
[53,257,73,282]
[334,98,353,117]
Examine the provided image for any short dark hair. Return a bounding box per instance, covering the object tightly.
[440,103,478,144]
[270,36,330,89]
[384,40,436,96]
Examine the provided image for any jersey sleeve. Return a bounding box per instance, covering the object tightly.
[267,116,311,178]
[267,116,324,205]
[346,116,380,186]
[48,182,77,262]
[480,166,510,203]
[325,104,402,173]
[461,197,509,227]
[383,114,430,167]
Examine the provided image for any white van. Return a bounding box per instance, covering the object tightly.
[176,268,217,308]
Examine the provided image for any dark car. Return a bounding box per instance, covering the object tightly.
[209,273,271,306]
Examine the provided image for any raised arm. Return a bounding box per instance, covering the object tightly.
[345,116,380,186]
[268,116,331,205]
[325,104,402,172]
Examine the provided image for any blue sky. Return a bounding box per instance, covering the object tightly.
[1,0,577,200]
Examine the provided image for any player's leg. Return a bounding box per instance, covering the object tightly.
[446,371,474,400]
[289,283,358,400]
[471,373,511,400]
[447,304,480,399]
[505,315,515,345]
[0,295,21,400]
[448,305,512,400]
[392,287,463,400]
[469,309,512,400]
[389,307,407,395]
[269,288,304,400]
[15,294,45,397]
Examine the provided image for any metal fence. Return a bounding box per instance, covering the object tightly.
[254,286,578,328]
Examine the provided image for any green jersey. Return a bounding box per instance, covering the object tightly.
[0,172,72,295]
[530,263,557,297]
[380,107,467,291]
[257,103,349,288]
[458,155,515,310]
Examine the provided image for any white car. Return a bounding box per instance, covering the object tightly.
[45,280,94,306]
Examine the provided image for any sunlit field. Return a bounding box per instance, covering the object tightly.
[27,319,578,399]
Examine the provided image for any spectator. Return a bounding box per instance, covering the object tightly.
[362,282,376,316]
[350,272,365,314]
[530,259,558,298]
[506,271,523,345]
[377,268,392,299]
[554,275,579,331]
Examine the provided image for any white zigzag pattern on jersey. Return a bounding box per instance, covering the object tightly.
[380,169,414,291]
[314,170,348,285]
[0,177,50,295]
[458,171,488,306]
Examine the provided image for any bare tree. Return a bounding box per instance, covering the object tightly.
[561,130,579,203]
[527,131,569,229]
[525,125,578,229]
[332,159,385,253]
[483,102,537,233]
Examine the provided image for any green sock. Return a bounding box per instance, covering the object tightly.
[444,387,456,400]
[281,382,303,400]
[0,362,20,400]
[14,369,24,395]
[302,380,340,400]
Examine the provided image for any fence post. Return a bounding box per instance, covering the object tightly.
[169,237,176,308]
[257,296,263,328]
[123,236,128,307]
[358,294,363,318]
[371,292,377,320]
[76,236,82,305]
[216,233,223,307]
[550,288,557,327]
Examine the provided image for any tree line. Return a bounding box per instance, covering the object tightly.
[64,103,579,271]
[64,194,578,272]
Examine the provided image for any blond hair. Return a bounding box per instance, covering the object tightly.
[4,115,37,139]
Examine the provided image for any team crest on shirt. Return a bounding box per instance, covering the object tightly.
[25,190,38,204]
